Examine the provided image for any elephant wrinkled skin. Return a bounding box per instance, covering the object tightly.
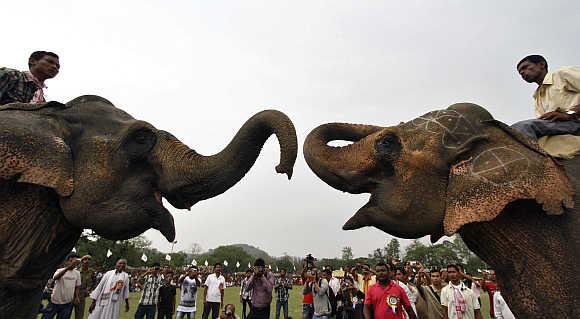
[0,95,297,318]
[304,103,579,319]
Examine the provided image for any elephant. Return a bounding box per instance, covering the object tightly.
[304,103,579,319]
[0,95,297,318]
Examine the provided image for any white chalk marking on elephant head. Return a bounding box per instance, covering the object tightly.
[468,146,533,187]
[408,109,477,149]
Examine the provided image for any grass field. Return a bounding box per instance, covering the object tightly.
[42,286,491,319]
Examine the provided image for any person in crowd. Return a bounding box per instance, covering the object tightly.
[336,276,364,319]
[348,266,360,291]
[42,253,81,319]
[162,265,171,275]
[75,255,96,319]
[492,278,515,319]
[135,262,164,319]
[416,268,446,319]
[40,279,55,313]
[311,268,331,319]
[275,268,293,319]
[394,267,418,318]
[363,261,416,319]
[88,259,130,319]
[202,263,226,319]
[0,51,60,105]
[240,269,253,319]
[324,265,340,296]
[481,270,497,319]
[512,55,580,140]
[157,271,177,319]
[302,266,316,319]
[177,266,201,319]
[357,263,376,298]
[440,264,482,319]
[220,303,240,319]
[246,258,275,319]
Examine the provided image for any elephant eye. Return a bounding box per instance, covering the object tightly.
[375,134,401,157]
[123,127,157,160]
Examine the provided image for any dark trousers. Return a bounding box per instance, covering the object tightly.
[135,304,157,319]
[41,302,73,319]
[157,307,173,319]
[276,300,289,319]
[302,304,314,319]
[74,292,88,319]
[248,305,270,319]
[511,118,580,140]
[201,302,221,319]
[241,298,252,319]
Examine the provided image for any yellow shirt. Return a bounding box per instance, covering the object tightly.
[356,273,376,295]
[533,66,580,117]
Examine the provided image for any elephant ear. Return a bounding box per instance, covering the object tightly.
[0,101,73,196]
[443,120,574,235]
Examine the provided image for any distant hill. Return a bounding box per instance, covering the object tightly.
[231,243,270,259]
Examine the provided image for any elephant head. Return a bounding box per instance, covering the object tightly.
[304,103,573,240]
[0,95,297,241]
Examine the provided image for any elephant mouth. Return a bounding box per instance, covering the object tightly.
[151,190,176,242]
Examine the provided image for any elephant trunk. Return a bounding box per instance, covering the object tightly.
[303,123,383,194]
[154,110,297,209]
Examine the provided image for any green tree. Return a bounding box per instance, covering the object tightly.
[385,238,401,261]
[197,245,253,273]
[341,246,353,260]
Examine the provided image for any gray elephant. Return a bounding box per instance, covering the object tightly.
[304,103,578,319]
[0,95,297,318]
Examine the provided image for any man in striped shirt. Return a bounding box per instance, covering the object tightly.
[135,263,164,319]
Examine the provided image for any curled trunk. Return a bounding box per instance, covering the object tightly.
[303,123,383,193]
[154,110,297,209]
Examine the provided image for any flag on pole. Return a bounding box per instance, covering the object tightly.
[165,254,172,261]
[477,269,482,273]
[340,267,343,272]
[276,266,279,272]
[192,259,197,266]
[248,262,251,269]
[204,260,208,266]
[224,260,229,266]
[106,249,112,258]
[236,261,240,268]
[71,247,76,253]
[293,264,296,271]
[141,253,148,263]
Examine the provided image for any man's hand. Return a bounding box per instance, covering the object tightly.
[88,300,96,313]
[540,111,575,121]
[74,296,80,305]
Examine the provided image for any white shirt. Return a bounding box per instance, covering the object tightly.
[493,291,516,319]
[440,282,480,319]
[470,282,481,299]
[328,277,340,295]
[51,268,81,304]
[204,273,226,303]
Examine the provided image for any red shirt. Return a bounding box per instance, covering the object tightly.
[303,282,313,304]
[364,281,411,319]
[484,281,497,317]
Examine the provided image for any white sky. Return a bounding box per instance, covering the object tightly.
[4,1,578,258]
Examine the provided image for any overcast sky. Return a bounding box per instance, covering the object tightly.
[4,1,578,258]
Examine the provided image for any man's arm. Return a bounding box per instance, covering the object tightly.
[262,273,275,293]
[474,309,483,319]
[363,304,373,319]
[442,306,448,319]
[53,266,72,280]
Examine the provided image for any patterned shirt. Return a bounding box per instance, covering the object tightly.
[0,68,39,105]
[139,274,164,305]
[275,277,292,302]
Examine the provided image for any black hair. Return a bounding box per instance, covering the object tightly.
[189,266,198,271]
[323,268,332,276]
[395,266,406,275]
[245,269,252,273]
[430,268,441,274]
[29,51,59,67]
[446,264,460,272]
[214,262,222,268]
[375,261,390,271]
[67,253,79,260]
[517,55,548,71]
[254,258,266,267]
[324,265,332,271]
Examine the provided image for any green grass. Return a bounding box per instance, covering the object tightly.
[41,286,491,319]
